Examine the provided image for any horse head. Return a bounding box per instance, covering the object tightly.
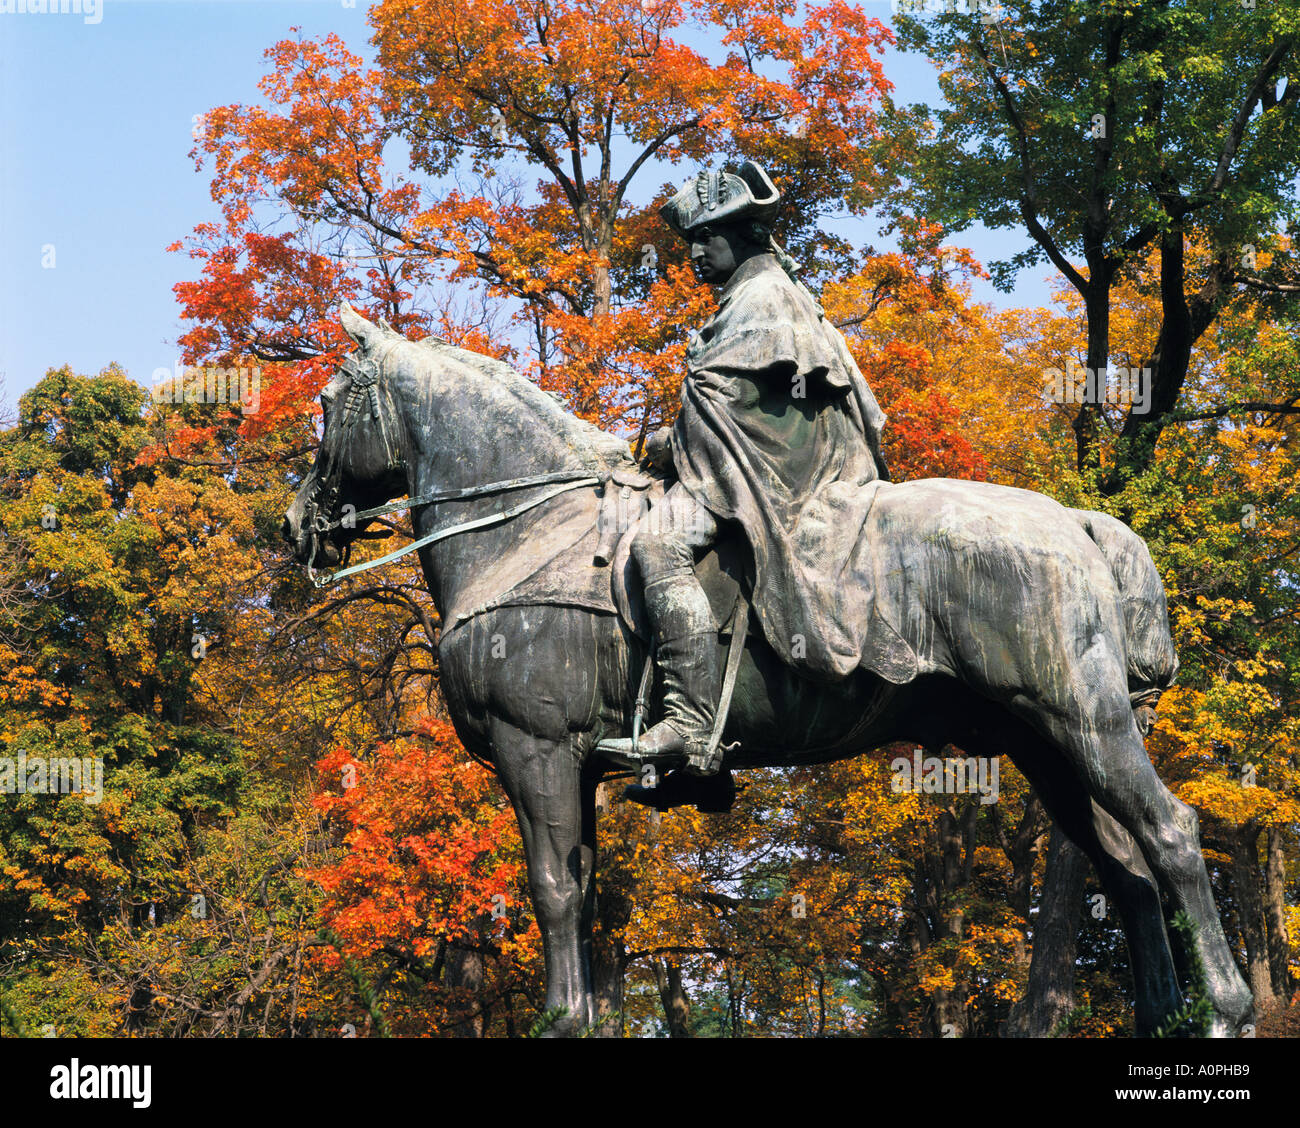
[281,302,410,571]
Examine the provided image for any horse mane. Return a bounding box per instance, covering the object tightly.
[384,331,636,473]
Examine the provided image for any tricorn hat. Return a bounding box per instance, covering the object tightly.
[660,160,781,241]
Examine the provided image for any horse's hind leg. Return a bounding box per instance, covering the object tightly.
[1085,741,1255,1036]
[492,718,593,1036]
[965,710,1182,1035]
[1013,656,1254,1036]
[1001,740,1183,1034]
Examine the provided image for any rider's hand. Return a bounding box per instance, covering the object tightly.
[643,427,674,471]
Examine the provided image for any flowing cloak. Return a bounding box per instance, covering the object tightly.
[671,252,912,683]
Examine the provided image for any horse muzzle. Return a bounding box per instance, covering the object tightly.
[281,509,342,568]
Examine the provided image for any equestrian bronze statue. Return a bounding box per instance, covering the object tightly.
[282,161,1255,1038]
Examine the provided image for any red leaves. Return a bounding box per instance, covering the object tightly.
[308,721,531,960]
[862,340,987,482]
[169,0,900,450]
[825,251,990,482]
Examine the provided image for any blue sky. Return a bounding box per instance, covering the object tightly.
[0,0,1049,409]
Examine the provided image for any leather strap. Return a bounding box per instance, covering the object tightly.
[311,475,598,587]
[631,641,656,746]
[695,593,749,771]
[317,469,603,533]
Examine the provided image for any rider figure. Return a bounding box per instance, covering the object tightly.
[609,161,891,805]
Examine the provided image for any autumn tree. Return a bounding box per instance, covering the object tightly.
[885,0,1300,481]
[966,256,1300,1031]
[175,0,896,445]
[0,368,268,1033]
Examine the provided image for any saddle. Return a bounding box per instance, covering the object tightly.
[435,463,738,641]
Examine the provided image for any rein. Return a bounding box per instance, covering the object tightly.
[304,345,601,588]
[308,470,599,588]
[312,469,600,535]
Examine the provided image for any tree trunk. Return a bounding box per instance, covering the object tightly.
[1005,827,1089,1037]
[591,935,625,1036]
[443,944,485,1037]
[1264,826,1294,1003]
[927,803,978,1037]
[1231,824,1279,1008]
[996,794,1047,972]
[1074,280,1112,473]
[1102,237,1230,496]
[592,252,612,322]
[587,765,630,1038]
[652,958,691,1037]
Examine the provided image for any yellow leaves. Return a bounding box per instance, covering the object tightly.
[1178,772,1277,828]
[1151,676,1300,834]
[991,978,1020,1003]
[917,966,957,995]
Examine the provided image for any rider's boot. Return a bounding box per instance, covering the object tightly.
[603,561,723,777]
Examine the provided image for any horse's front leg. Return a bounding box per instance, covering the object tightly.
[491,717,592,1036]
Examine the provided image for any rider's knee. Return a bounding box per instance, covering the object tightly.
[631,524,693,577]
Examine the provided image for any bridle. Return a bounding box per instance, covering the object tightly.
[302,351,392,566]
[303,346,601,588]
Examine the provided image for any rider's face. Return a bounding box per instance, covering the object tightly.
[689,224,744,284]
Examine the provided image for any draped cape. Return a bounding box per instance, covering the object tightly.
[672,253,910,682]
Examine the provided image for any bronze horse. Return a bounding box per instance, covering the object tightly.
[282,304,1254,1037]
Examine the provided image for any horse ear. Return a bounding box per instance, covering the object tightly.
[340,301,378,349]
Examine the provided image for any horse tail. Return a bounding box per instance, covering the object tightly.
[1069,508,1178,734]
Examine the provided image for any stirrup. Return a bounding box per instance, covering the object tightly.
[594,731,686,769]
[686,740,734,777]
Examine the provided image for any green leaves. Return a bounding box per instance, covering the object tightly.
[885,1,1300,290]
